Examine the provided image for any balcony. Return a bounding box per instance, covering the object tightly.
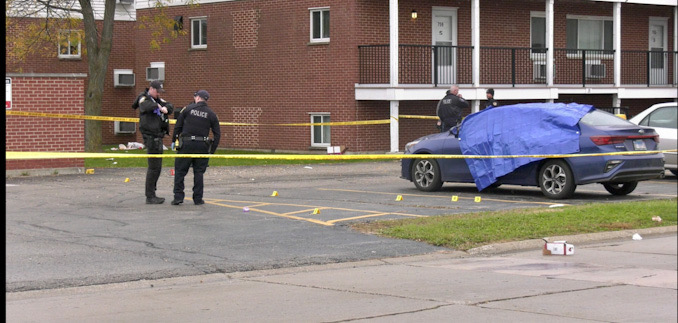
[358,45,677,87]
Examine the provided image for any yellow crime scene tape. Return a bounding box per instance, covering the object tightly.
[5,110,392,127]
[6,110,675,160]
[5,150,675,160]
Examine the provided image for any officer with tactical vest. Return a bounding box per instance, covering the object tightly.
[132,80,174,204]
[171,90,221,205]
[436,85,469,132]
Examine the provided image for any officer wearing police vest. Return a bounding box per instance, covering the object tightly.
[436,85,469,132]
[171,90,221,205]
[132,80,174,204]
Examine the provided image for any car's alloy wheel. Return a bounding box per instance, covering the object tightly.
[412,158,443,192]
[538,160,576,199]
[603,182,638,195]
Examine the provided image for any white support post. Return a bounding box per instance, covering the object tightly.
[546,0,554,86]
[613,2,621,87]
[472,100,480,114]
[390,101,399,152]
[389,0,398,87]
[472,0,480,87]
[389,0,400,152]
[612,94,622,113]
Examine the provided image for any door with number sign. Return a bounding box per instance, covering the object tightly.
[432,7,458,85]
[649,18,668,85]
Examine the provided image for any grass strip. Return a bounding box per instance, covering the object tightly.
[351,198,677,251]
[85,145,378,168]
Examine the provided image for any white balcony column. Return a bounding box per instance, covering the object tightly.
[388,0,400,152]
[390,101,399,152]
[472,0,480,87]
[472,100,480,114]
[389,0,398,87]
[613,2,621,87]
[545,0,554,86]
[612,94,622,113]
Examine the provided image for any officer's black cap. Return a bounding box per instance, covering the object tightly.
[486,88,494,95]
[194,90,210,101]
[150,80,165,92]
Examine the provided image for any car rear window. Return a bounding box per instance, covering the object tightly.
[579,109,633,126]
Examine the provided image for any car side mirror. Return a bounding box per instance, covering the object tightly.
[450,126,460,138]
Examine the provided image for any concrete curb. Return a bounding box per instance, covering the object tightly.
[466,225,677,256]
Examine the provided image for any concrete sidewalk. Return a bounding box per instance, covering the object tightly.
[6,228,676,322]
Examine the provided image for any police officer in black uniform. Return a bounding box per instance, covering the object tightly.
[485,88,499,109]
[132,80,174,204]
[171,90,221,205]
[436,85,469,132]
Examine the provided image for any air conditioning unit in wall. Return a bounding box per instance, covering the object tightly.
[533,62,547,80]
[586,63,606,79]
[114,69,135,87]
[146,67,165,81]
[114,121,136,134]
[118,0,133,4]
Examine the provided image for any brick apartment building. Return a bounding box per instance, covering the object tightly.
[6,0,678,171]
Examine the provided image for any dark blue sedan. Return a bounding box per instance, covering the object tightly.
[401,103,665,199]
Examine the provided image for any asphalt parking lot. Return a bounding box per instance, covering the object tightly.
[5,161,677,293]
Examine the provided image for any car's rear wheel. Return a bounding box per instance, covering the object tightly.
[538,160,576,199]
[603,182,638,195]
[412,158,443,192]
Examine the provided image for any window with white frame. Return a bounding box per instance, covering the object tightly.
[309,7,330,43]
[530,12,546,55]
[566,16,613,53]
[310,114,330,146]
[191,17,207,49]
[58,30,82,59]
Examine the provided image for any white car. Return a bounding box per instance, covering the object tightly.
[629,102,677,176]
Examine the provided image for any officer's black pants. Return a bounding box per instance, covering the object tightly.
[173,140,210,202]
[143,134,164,198]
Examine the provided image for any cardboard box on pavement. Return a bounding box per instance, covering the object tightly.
[543,240,575,255]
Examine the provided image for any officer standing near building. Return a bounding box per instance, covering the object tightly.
[171,90,221,205]
[436,85,469,132]
[485,88,499,109]
[132,80,174,204]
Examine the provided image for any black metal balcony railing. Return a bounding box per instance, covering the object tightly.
[358,45,677,87]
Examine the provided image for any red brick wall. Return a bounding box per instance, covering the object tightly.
[135,1,363,151]
[6,1,674,156]
[6,18,138,147]
[5,76,86,170]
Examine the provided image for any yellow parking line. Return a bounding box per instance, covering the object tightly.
[203,198,432,226]
[284,208,327,216]
[327,213,391,224]
[319,188,567,206]
[206,200,333,226]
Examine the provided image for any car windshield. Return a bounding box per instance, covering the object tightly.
[579,109,633,126]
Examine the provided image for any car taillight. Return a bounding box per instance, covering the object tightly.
[590,136,626,145]
[590,135,659,145]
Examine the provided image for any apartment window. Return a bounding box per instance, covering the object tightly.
[58,30,81,59]
[530,13,546,55]
[309,7,330,43]
[191,17,207,49]
[311,114,330,146]
[566,16,613,52]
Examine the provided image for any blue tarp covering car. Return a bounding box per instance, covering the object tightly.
[459,103,593,191]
